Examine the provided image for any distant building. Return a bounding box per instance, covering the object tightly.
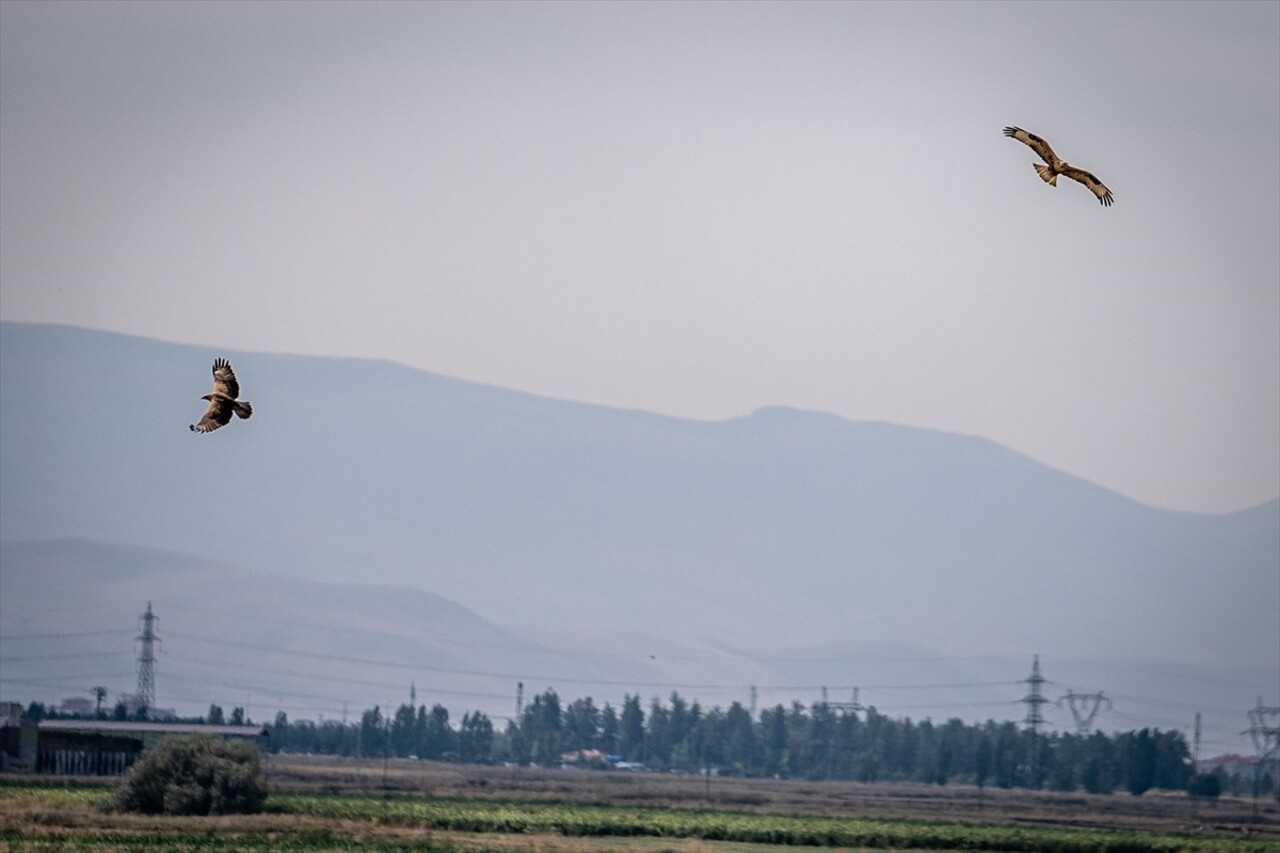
[1200,754,1259,779]
[57,697,95,717]
[560,748,607,767]
[27,719,269,776]
[114,693,176,721]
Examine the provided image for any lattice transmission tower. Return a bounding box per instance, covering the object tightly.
[1244,696,1280,765]
[1242,696,1280,812]
[1058,690,1111,735]
[135,602,160,715]
[1020,654,1050,733]
[824,686,865,716]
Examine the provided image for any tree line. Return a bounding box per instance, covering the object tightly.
[26,691,1260,797]
[257,689,1230,797]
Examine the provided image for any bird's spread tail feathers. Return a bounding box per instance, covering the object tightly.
[234,401,253,420]
[1033,163,1058,186]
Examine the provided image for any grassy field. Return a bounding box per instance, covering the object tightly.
[2,755,1278,852]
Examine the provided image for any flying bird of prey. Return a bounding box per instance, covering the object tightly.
[190,358,253,433]
[1003,126,1114,207]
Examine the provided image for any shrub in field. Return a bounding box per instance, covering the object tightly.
[109,734,266,815]
[1187,771,1222,799]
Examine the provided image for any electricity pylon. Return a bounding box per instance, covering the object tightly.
[1245,696,1280,757]
[1020,654,1050,733]
[1242,696,1280,814]
[826,687,865,716]
[134,602,160,716]
[1058,690,1111,735]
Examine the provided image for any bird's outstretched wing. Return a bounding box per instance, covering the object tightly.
[1060,166,1114,207]
[210,357,241,399]
[191,398,233,433]
[1003,126,1061,167]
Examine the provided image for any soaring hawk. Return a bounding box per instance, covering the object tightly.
[1003,126,1114,207]
[190,358,253,433]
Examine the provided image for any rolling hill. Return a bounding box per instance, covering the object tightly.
[1,321,1276,737]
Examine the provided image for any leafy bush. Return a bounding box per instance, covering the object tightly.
[109,734,266,815]
[1187,772,1222,799]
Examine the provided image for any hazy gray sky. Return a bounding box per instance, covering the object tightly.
[2,0,1277,513]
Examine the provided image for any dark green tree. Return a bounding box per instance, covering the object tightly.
[423,704,455,759]
[935,718,966,786]
[505,719,529,765]
[993,722,1021,789]
[808,702,837,779]
[1080,731,1115,794]
[618,694,645,763]
[270,711,289,754]
[563,697,601,751]
[760,704,788,777]
[645,697,673,767]
[359,706,386,759]
[1187,772,1221,798]
[390,703,418,757]
[599,703,620,754]
[519,690,562,765]
[973,727,992,792]
[913,719,938,784]
[1152,729,1191,790]
[458,711,494,763]
[721,701,759,775]
[1123,729,1158,796]
[783,702,810,777]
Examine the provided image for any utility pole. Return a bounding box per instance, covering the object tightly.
[749,685,757,719]
[1058,689,1111,735]
[1192,712,1202,774]
[134,602,159,717]
[383,716,391,789]
[516,682,524,719]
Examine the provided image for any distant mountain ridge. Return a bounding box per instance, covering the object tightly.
[1,321,1276,670]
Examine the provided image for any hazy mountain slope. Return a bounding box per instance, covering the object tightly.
[2,537,1269,752]
[0,537,796,722]
[1,322,1276,666]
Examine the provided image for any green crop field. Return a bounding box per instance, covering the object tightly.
[3,783,1279,853]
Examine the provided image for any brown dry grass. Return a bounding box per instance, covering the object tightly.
[262,753,1279,839]
[4,755,1277,850]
